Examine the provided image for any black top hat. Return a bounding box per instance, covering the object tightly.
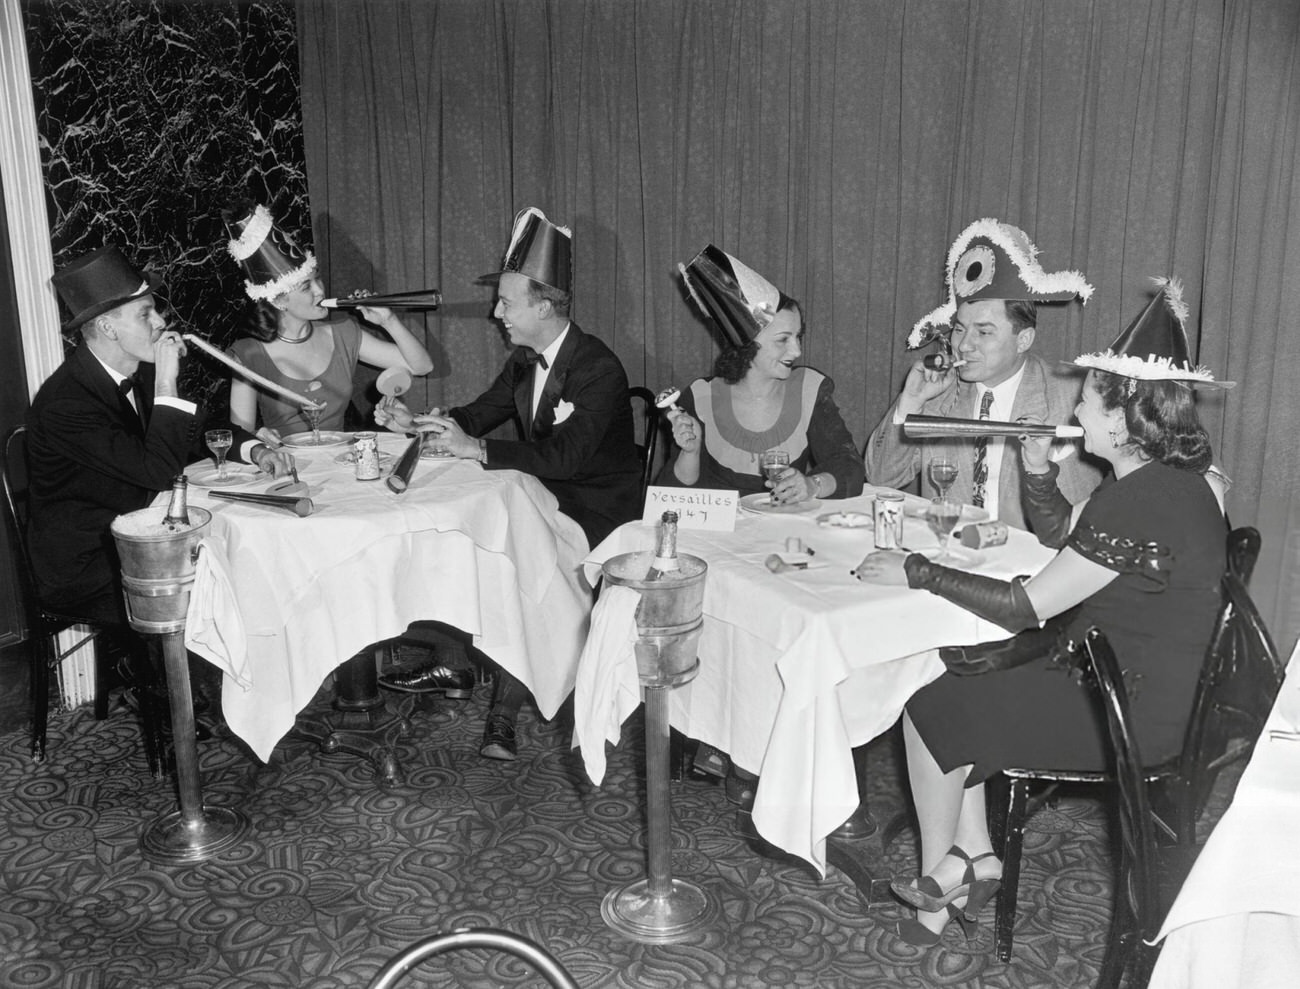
[50,246,164,331]
[1068,276,1234,389]
[679,245,781,350]
[224,202,317,301]
[486,207,572,295]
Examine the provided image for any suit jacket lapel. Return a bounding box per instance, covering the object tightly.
[512,352,535,441]
[531,326,579,440]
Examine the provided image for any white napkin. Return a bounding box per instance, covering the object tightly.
[184,538,251,689]
[572,584,643,784]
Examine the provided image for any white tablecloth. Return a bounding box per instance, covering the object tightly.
[580,487,1056,873]
[1148,638,1300,989]
[178,432,593,762]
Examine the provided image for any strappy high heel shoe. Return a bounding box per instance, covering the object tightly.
[960,852,1001,922]
[892,904,978,947]
[890,844,1001,914]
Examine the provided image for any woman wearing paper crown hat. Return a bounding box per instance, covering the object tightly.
[854,276,1230,949]
[221,201,433,438]
[655,245,865,507]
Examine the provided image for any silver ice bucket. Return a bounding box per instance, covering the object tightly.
[110,506,212,634]
[601,551,708,687]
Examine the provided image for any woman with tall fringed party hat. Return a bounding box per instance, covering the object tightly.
[221,202,434,439]
[854,277,1232,948]
[656,246,865,507]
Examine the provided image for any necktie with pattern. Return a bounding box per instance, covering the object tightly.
[971,389,994,508]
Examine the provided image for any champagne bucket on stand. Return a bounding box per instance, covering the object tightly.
[600,551,707,687]
[598,549,714,942]
[111,507,211,633]
[109,504,248,863]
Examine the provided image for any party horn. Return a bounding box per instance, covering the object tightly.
[922,355,969,371]
[902,414,1084,439]
[209,490,314,516]
[386,435,424,493]
[321,289,442,310]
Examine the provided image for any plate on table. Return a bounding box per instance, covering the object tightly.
[282,431,350,449]
[739,493,823,516]
[187,465,259,487]
[334,450,395,469]
[816,511,873,530]
[419,447,457,461]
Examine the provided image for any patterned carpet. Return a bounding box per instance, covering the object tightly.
[0,671,1220,989]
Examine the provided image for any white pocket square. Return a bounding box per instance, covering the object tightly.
[554,399,575,424]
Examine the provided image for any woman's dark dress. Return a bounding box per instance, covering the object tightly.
[908,460,1226,785]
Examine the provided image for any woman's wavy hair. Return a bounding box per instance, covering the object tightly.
[1092,370,1213,472]
[712,294,802,384]
[239,299,284,343]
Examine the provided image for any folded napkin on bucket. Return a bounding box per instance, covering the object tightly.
[572,584,642,784]
[184,538,251,689]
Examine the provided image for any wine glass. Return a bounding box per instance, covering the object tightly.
[925,498,963,562]
[204,429,233,480]
[760,449,791,505]
[928,457,958,500]
[303,401,326,445]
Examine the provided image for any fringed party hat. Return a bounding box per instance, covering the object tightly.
[679,245,781,349]
[1068,276,1233,388]
[224,203,317,302]
[909,218,1093,349]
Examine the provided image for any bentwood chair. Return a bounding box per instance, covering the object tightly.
[2,425,115,760]
[1078,627,1164,989]
[988,526,1282,963]
[627,386,665,512]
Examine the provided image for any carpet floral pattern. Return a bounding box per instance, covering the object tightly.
[0,678,1207,988]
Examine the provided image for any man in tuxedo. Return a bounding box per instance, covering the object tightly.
[375,207,641,760]
[26,246,294,625]
[865,218,1102,530]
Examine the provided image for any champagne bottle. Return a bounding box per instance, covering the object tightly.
[162,475,190,529]
[645,511,681,581]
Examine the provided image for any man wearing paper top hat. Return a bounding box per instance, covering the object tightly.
[25,245,293,625]
[376,206,641,760]
[864,219,1103,531]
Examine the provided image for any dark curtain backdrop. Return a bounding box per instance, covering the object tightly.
[297,0,1300,645]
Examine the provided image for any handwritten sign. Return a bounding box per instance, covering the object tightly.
[642,486,738,531]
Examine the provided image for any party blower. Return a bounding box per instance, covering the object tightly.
[321,288,442,311]
[902,414,1084,439]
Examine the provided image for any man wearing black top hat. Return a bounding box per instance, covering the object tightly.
[26,246,294,624]
[376,207,641,760]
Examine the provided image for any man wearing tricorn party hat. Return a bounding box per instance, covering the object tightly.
[865,218,1102,531]
[374,206,641,761]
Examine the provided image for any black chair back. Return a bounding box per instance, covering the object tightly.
[1081,626,1162,987]
[627,386,663,510]
[2,425,40,632]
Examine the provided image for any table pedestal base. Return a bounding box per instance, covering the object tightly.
[141,805,249,864]
[601,878,713,944]
[295,650,409,787]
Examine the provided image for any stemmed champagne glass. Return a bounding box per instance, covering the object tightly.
[760,448,791,505]
[925,497,963,562]
[928,456,958,500]
[303,400,326,446]
[204,429,232,480]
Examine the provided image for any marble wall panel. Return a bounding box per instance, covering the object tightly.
[23,0,308,408]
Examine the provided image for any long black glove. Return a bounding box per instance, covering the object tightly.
[904,553,1039,632]
[1019,460,1072,549]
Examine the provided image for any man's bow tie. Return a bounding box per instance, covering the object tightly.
[524,351,549,369]
[118,374,139,396]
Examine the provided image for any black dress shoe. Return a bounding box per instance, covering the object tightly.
[378,661,474,698]
[725,767,757,811]
[480,712,518,761]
